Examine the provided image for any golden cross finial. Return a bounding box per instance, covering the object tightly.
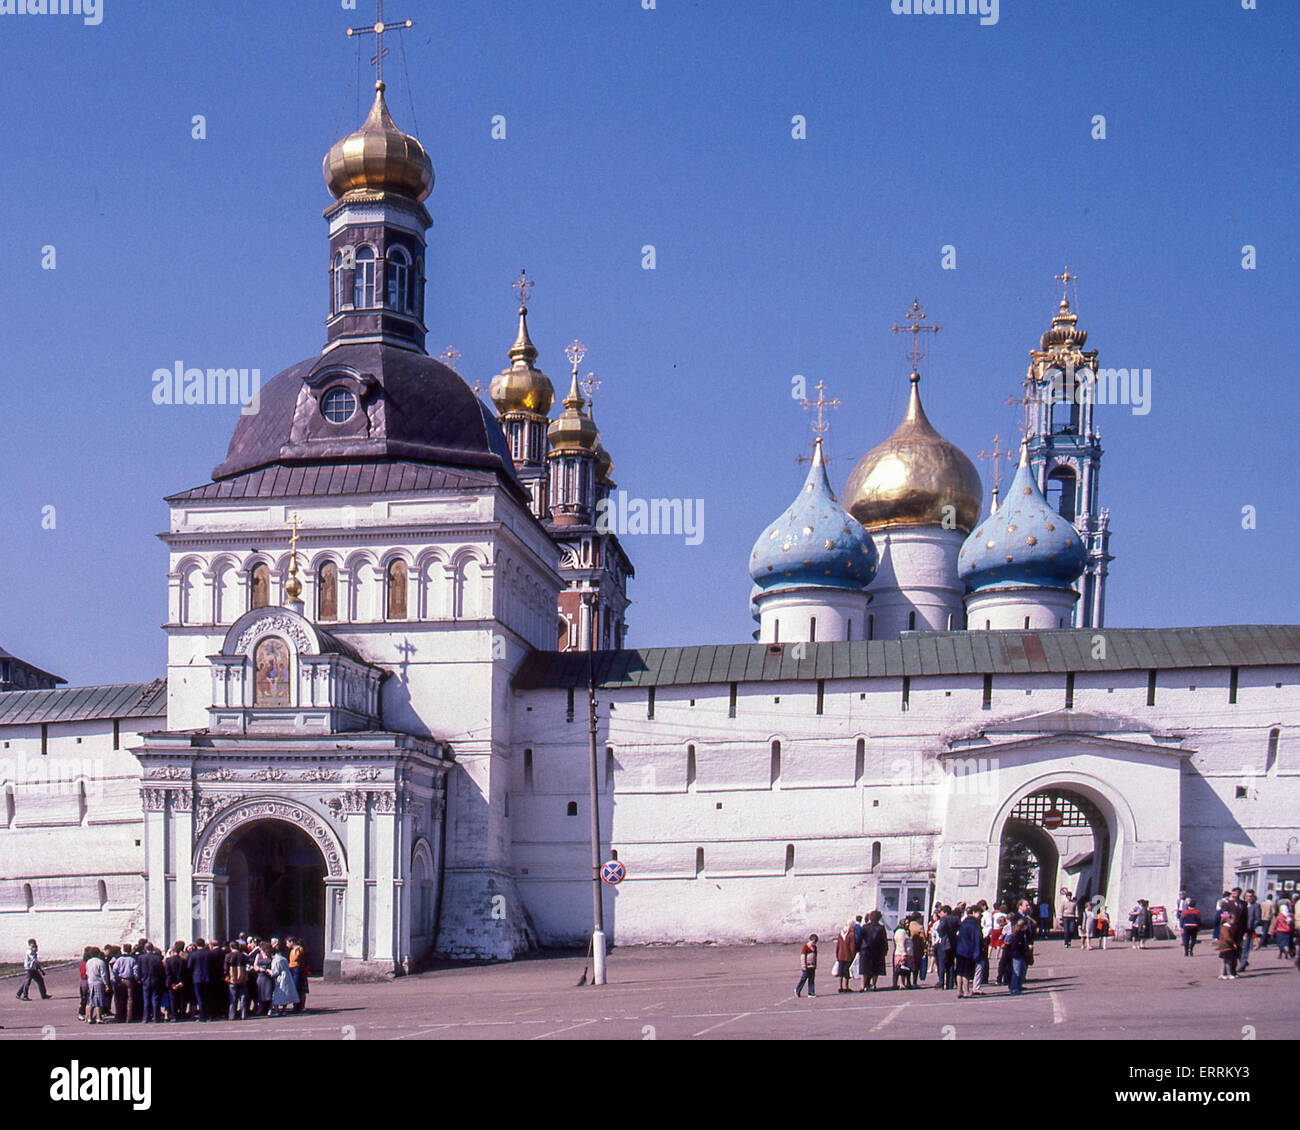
[580,370,602,408]
[286,512,303,603]
[565,338,587,376]
[347,0,414,88]
[471,378,485,396]
[891,298,941,370]
[513,268,534,310]
[1055,266,1078,305]
[801,380,840,438]
[439,345,461,371]
[1006,377,1035,440]
[978,434,1017,494]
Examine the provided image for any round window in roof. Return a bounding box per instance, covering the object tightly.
[321,386,359,425]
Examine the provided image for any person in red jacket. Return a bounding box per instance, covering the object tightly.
[795,934,818,998]
[1180,899,1202,956]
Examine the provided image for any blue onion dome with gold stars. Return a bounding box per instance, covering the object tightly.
[959,446,1087,590]
[750,438,877,593]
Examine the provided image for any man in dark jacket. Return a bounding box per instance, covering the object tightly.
[206,941,226,1021]
[137,943,165,1023]
[1240,890,1262,971]
[1006,918,1030,994]
[186,939,211,1022]
[955,907,983,998]
[163,943,188,1021]
[935,906,961,990]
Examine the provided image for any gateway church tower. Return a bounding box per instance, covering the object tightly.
[138,51,570,973]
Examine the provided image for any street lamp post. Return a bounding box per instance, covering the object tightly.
[585,601,607,985]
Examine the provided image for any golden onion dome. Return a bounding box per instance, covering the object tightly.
[547,372,599,452]
[489,305,554,415]
[324,82,434,202]
[843,373,983,533]
[1039,298,1089,352]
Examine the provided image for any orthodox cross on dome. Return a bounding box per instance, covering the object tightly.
[802,380,840,438]
[1055,265,1079,306]
[891,298,940,372]
[513,268,534,310]
[439,345,461,372]
[580,370,602,411]
[565,338,587,377]
[797,380,840,464]
[978,433,1016,495]
[1006,379,1035,441]
[347,0,414,88]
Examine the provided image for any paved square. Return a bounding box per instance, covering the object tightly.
[2,939,1296,1041]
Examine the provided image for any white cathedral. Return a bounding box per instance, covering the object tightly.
[2,79,1297,978]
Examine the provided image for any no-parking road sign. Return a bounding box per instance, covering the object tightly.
[601,860,626,885]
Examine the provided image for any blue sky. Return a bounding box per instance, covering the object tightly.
[0,0,1296,685]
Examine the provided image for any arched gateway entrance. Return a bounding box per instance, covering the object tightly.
[215,819,326,962]
[996,787,1112,912]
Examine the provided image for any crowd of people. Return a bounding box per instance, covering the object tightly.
[1176,887,1297,979]
[798,896,1057,999]
[73,935,311,1024]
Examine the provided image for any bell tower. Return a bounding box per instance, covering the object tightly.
[322,14,433,356]
[1017,269,1112,628]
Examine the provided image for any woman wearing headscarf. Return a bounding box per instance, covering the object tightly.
[835,920,858,993]
[859,910,889,992]
[251,942,275,1017]
[85,948,110,1024]
[270,945,300,1015]
[892,920,913,989]
[908,913,927,988]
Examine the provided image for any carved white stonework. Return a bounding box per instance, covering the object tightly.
[141,788,169,812]
[148,767,189,780]
[250,767,286,782]
[194,798,345,878]
[234,614,313,655]
[373,791,397,814]
[194,793,250,838]
[170,790,194,812]
[199,767,236,782]
[302,767,342,782]
[344,766,381,782]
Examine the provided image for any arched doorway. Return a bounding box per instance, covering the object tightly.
[215,819,326,961]
[996,787,1112,916]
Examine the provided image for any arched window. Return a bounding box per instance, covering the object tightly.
[907,611,916,631]
[180,563,203,625]
[249,563,270,609]
[332,250,347,314]
[414,257,425,317]
[770,740,781,787]
[386,559,408,620]
[253,636,291,705]
[871,841,882,870]
[1046,465,1078,522]
[686,744,697,790]
[386,246,411,313]
[1267,728,1281,773]
[566,801,578,817]
[97,880,108,909]
[353,246,377,308]
[868,614,874,640]
[317,561,338,622]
